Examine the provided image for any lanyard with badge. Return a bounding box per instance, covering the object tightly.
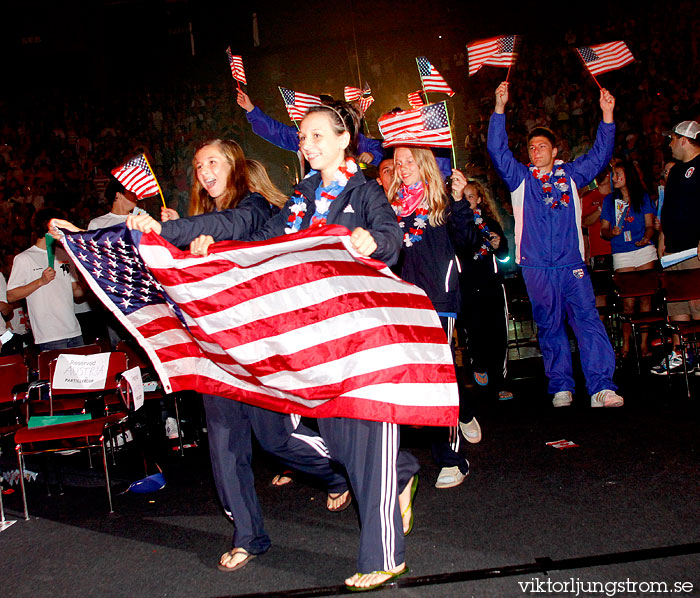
[614,199,634,242]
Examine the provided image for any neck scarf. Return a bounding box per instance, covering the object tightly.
[529,160,571,209]
[396,181,425,217]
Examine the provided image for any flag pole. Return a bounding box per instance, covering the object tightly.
[142,153,167,209]
[505,35,521,83]
[442,101,457,169]
[574,49,602,89]
[416,58,429,105]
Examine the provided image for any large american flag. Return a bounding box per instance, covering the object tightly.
[576,41,635,76]
[111,154,160,200]
[467,35,518,76]
[59,224,459,427]
[226,48,247,84]
[407,90,425,109]
[415,57,455,96]
[279,87,322,121]
[378,102,452,148]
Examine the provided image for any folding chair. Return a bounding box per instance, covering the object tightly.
[14,351,131,519]
[28,343,103,416]
[0,361,29,424]
[661,268,700,398]
[612,270,665,373]
[115,341,185,455]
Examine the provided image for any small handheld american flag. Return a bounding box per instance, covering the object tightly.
[226,48,247,85]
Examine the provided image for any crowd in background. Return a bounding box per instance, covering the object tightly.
[0,4,697,283]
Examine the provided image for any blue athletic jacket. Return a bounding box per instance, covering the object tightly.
[161,170,402,267]
[487,113,614,268]
[394,199,477,314]
[246,106,385,166]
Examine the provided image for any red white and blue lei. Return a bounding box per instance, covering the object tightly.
[473,208,493,259]
[529,160,571,209]
[284,157,358,234]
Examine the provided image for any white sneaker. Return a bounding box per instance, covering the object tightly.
[165,417,180,439]
[552,391,573,407]
[591,389,624,408]
[435,465,468,489]
[459,417,482,444]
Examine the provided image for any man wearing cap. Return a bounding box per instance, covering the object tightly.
[650,121,700,375]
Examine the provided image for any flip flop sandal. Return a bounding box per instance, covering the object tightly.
[271,471,293,486]
[217,548,256,572]
[498,390,514,401]
[401,475,419,536]
[345,566,409,592]
[327,490,352,512]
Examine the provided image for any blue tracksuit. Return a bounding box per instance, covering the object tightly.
[487,112,617,395]
[161,169,417,573]
[246,106,385,165]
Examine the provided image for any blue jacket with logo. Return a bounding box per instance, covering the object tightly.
[160,170,402,267]
[487,112,614,268]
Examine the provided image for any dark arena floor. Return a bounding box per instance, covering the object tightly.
[2,351,700,598]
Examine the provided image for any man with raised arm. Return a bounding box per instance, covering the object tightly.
[487,81,623,408]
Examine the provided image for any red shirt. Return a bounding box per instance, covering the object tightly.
[581,189,611,257]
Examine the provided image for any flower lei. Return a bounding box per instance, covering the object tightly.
[283,157,357,234]
[399,207,429,247]
[284,192,307,234]
[529,160,570,209]
[394,182,429,247]
[473,208,493,260]
[310,157,357,227]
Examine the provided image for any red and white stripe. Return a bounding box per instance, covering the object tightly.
[378,104,452,148]
[72,226,458,427]
[111,155,159,199]
[467,35,517,76]
[344,86,363,102]
[576,41,635,76]
[407,91,425,109]
[226,49,247,84]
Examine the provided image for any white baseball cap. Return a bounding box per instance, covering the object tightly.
[663,120,700,140]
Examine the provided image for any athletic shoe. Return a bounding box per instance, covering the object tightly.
[650,351,691,376]
[552,391,573,407]
[459,417,482,444]
[165,417,180,440]
[435,464,469,489]
[591,389,624,408]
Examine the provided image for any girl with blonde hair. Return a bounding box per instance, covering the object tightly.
[390,146,480,490]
